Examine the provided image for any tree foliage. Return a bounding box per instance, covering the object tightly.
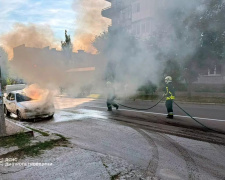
[191,1,225,66]
[154,0,225,92]
[94,0,225,94]
[138,80,157,95]
[61,30,72,52]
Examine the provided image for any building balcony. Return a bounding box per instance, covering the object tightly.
[195,74,225,84]
[102,3,128,19]
[102,6,113,19]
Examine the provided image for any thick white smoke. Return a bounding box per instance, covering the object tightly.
[0,23,60,60]
[72,0,111,53]
[1,0,214,99]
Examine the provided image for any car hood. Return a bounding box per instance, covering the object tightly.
[19,101,53,110]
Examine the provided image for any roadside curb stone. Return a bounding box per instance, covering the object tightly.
[0,129,62,158]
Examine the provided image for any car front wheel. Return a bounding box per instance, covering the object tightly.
[4,105,10,117]
[17,110,23,121]
[47,114,54,119]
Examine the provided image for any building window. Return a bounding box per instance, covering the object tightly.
[146,21,151,33]
[133,3,140,13]
[208,65,222,75]
[137,3,140,12]
[137,23,140,34]
[132,22,141,35]
[121,7,131,21]
[142,23,146,33]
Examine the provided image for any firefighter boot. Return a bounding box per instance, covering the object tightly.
[166,114,173,119]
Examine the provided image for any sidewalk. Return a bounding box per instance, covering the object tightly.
[3,119,33,137]
[0,119,64,158]
[0,144,146,180]
[0,121,146,180]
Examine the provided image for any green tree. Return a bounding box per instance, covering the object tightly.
[154,1,225,95]
[138,80,157,95]
[61,30,73,62]
[189,0,225,68]
[182,1,225,95]
[61,30,72,52]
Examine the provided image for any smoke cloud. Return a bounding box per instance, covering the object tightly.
[23,84,53,104]
[2,0,215,99]
[72,0,111,53]
[89,0,206,97]
[22,84,54,112]
[10,42,106,97]
[0,23,60,60]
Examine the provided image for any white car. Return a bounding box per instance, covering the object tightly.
[4,90,55,120]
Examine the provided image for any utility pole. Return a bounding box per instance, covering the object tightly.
[0,66,6,136]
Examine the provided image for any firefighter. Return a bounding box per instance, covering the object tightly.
[163,76,175,119]
[106,81,119,111]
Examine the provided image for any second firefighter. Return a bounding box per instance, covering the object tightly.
[106,81,119,111]
[164,76,175,119]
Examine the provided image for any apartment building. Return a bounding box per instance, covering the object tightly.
[102,0,166,39]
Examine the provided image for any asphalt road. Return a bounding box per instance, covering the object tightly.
[12,97,225,179]
[77,98,225,121]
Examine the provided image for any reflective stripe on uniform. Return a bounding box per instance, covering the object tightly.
[166,87,175,100]
[166,96,175,100]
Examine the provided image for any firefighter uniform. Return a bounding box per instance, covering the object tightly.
[164,78,175,119]
[106,82,119,111]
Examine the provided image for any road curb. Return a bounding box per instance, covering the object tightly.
[0,128,65,158]
[1,119,34,138]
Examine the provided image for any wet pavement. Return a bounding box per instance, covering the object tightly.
[2,97,225,180]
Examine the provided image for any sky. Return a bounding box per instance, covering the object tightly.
[0,0,76,41]
[0,0,111,57]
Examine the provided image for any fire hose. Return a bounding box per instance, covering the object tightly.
[116,96,223,134]
[116,96,165,111]
[173,101,222,134]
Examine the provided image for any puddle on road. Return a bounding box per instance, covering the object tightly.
[53,109,108,122]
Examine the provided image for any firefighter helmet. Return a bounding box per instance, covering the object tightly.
[165,76,172,84]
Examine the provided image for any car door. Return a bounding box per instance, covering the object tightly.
[9,93,17,114]
[5,93,12,112]
[6,93,16,113]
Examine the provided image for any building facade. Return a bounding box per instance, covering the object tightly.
[12,45,107,91]
[102,0,166,39]
[102,0,225,88]
[195,64,225,85]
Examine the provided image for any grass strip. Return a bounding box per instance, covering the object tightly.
[0,137,68,159]
[26,127,49,136]
[54,133,68,141]
[0,132,31,148]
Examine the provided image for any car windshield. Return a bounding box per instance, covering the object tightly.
[16,93,33,102]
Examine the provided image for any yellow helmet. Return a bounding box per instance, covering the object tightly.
[165,76,172,84]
